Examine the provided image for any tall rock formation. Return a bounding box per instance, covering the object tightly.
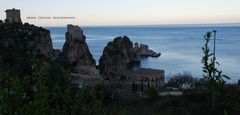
[62,24,95,66]
[62,25,98,76]
[99,36,140,80]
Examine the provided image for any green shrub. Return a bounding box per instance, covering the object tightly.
[144,87,158,99]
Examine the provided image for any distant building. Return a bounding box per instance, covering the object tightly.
[165,83,179,91]
[70,65,101,88]
[126,68,165,90]
[74,65,100,77]
[5,8,22,23]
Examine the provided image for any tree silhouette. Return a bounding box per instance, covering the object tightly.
[201,31,230,113]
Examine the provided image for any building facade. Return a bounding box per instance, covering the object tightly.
[127,68,165,90]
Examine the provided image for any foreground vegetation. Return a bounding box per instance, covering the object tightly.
[1,60,239,115]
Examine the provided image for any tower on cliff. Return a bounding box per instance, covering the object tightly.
[5,8,22,24]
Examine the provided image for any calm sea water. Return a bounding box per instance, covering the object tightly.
[46,24,240,83]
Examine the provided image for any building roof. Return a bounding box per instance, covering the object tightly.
[126,68,164,79]
[5,8,20,12]
[127,68,164,75]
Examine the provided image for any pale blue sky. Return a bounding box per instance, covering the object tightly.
[0,0,240,26]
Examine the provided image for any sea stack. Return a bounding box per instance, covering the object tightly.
[5,8,22,24]
[99,36,161,80]
[99,36,134,80]
[62,25,98,76]
[62,24,95,66]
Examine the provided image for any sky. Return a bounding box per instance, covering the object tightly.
[0,0,240,26]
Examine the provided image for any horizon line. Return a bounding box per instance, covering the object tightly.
[42,22,240,28]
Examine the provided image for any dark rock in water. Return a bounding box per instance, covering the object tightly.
[61,25,98,76]
[99,36,134,80]
[99,36,161,80]
[62,24,96,66]
[139,44,161,57]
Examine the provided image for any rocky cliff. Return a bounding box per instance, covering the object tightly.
[99,36,133,80]
[0,22,55,59]
[62,24,96,66]
[0,14,96,76]
[0,20,58,76]
[1,9,55,60]
[61,25,98,76]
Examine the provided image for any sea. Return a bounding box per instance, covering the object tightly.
[45,24,240,83]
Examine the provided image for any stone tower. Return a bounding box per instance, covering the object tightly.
[5,8,22,24]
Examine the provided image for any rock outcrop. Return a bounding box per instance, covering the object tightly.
[99,36,161,80]
[99,37,133,79]
[62,24,95,66]
[62,25,98,76]
[0,22,55,59]
[139,44,161,57]
[0,20,58,76]
[99,36,134,80]
[1,9,101,89]
[1,9,97,77]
